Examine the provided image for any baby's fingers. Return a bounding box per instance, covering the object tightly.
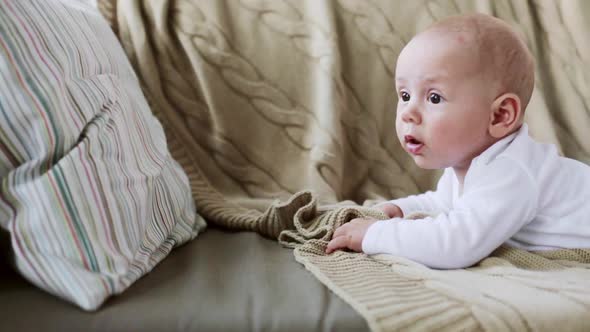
[325,235,351,254]
[332,223,349,239]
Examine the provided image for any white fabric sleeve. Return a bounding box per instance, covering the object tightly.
[377,168,454,216]
[363,158,538,269]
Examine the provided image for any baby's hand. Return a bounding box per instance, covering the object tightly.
[377,203,404,218]
[325,217,377,254]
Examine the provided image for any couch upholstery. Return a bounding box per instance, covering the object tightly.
[0,228,367,332]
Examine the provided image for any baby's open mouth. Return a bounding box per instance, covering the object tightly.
[404,135,424,154]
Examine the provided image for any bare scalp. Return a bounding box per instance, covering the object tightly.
[425,13,535,112]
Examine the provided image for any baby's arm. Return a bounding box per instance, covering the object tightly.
[376,168,454,217]
[363,158,537,269]
[328,169,453,254]
[376,202,403,218]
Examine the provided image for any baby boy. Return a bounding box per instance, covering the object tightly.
[326,13,590,268]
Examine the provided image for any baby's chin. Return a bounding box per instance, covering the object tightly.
[410,155,444,170]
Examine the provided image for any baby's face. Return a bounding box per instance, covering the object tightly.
[394,31,496,171]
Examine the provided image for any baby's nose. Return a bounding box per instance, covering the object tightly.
[401,106,421,124]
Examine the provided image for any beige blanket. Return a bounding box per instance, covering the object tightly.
[277,192,590,331]
[99,0,590,330]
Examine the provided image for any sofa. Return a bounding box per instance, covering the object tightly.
[1,1,589,331]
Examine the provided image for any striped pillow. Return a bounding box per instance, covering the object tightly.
[0,0,205,310]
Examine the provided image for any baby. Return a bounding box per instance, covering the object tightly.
[326,13,590,268]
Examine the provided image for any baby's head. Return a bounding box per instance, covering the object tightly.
[395,13,535,173]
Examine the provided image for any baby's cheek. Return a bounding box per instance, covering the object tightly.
[429,121,455,143]
[429,121,466,155]
[394,118,404,142]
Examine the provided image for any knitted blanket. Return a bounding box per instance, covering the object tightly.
[278,192,590,331]
[98,0,590,330]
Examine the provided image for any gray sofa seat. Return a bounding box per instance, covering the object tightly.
[0,228,367,332]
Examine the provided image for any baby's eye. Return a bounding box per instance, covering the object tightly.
[428,93,442,104]
[400,91,410,102]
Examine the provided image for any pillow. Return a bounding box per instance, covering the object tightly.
[0,0,205,310]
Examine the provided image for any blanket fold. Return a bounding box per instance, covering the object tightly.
[282,194,590,331]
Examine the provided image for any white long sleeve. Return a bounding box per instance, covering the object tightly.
[385,168,454,216]
[363,124,590,269]
[363,157,537,269]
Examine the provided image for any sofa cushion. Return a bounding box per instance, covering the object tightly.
[0,0,205,310]
[0,228,367,331]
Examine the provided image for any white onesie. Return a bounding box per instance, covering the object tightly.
[363,124,590,268]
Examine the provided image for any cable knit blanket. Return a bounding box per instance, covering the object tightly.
[278,192,590,331]
[99,0,590,330]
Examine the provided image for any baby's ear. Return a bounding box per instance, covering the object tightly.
[488,93,522,138]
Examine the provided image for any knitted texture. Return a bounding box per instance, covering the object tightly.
[281,196,590,331]
[98,0,590,330]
